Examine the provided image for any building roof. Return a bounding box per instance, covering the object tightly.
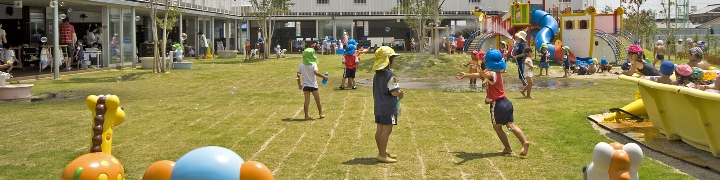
[655,22,698,29]
[690,4,720,15]
[697,17,720,28]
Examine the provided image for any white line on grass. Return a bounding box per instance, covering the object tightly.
[305,92,348,180]
[271,132,306,175]
[249,127,286,160]
[443,141,468,180]
[357,97,367,139]
[230,112,277,149]
[405,106,428,179]
[450,95,507,180]
[384,167,389,180]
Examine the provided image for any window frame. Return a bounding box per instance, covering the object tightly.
[317,0,329,4]
[354,0,366,4]
[469,0,481,2]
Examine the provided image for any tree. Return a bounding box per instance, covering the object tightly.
[155,2,182,72]
[623,9,658,48]
[621,0,648,37]
[400,0,436,53]
[148,0,160,73]
[250,0,294,58]
[601,5,614,14]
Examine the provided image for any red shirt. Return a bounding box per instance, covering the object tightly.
[60,22,75,44]
[486,72,506,103]
[457,37,465,48]
[245,42,251,51]
[344,54,358,69]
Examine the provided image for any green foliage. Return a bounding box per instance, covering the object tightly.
[156,6,182,31]
[601,5,614,14]
[401,0,436,48]
[623,9,658,48]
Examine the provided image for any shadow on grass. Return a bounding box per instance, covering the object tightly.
[281,118,314,122]
[54,71,152,84]
[450,151,507,165]
[341,158,379,165]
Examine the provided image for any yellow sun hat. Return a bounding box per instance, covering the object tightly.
[373,46,399,70]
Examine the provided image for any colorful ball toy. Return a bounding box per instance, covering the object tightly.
[142,160,175,180]
[170,146,245,180]
[61,153,125,180]
[240,161,274,180]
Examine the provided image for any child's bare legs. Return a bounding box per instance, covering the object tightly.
[525,77,534,98]
[492,124,513,153]
[563,69,569,78]
[303,91,312,119]
[507,122,530,156]
[311,90,324,118]
[350,78,356,88]
[376,124,395,161]
[340,77,347,89]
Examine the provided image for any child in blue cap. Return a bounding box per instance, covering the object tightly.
[456,49,531,156]
[656,61,675,85]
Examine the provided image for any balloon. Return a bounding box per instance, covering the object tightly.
[240,161,274,180]
[142,160,175,180]
[170,146,245,180]
[61,153,124,180]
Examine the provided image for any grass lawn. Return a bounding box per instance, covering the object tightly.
[0,52,697,179]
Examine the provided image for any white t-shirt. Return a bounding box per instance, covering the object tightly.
[676,43,683,53]
[298,63,319,88]
[524,57,534,78]
[4,49,15,63]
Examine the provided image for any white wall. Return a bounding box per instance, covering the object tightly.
[0,5,22,19]
[67,11,103,23]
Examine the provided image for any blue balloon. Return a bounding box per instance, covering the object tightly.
[170,146,245,180]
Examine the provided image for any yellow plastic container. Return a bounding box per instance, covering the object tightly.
[619,75,720,157]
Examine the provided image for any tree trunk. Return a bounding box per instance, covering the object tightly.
[150,0,159,73]
[161,0,169,72]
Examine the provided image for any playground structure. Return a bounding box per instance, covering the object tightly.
[617,76,720,158]
[62,95,274,180]
[465,2,635,65]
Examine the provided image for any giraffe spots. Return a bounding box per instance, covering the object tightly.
[100,160,109,167]
[111,158,119,164]
[106,134,111,141]
[98,173,108,180]
[117,174,123,180]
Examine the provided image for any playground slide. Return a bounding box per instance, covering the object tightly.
[530,10,575,61]
[530,10,558,59]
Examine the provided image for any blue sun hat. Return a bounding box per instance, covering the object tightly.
[484,49,507,71]
[691,67,704,82]
[659,61,675,76]
[245,38,250,41]
[588,58,595,65]
[600,57,608,65]
[258,37,264,41]
[345,44,356,55]
[347,39,358,45]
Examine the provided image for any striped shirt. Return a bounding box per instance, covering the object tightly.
[60,22,75,44]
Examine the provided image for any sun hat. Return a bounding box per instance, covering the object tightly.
[686,38,693,43]
[691,67,704,82]
[302,48,318,65]
[484,49,507,71]
[373,46,399,70]
[601,57,608,65]
[515,31,527,41]
[678,39,683,42]
[675,64,693,77]
[472,50,480,60]
[689,47,704,58]
[346,44,356,55]
[659,61,675,76]
[541,43,548,49]
[347,39,357,45]
[627,45,643,53]
[589,58,596,65]
[656,40,663,45]
[259,37,264,41]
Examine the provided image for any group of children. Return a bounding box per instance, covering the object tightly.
[649,46,719,92]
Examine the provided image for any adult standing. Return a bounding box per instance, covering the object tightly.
[198,31,208,59]
[456,35,465,54]
[85,28,97,49]
[60,18,76,70]
[0,22,7,47]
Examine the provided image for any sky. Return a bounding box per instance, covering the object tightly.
[599,0,718,18]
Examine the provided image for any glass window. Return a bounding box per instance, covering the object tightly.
[579,20,588,29]
[354,0,366,3]
[469,0,481,2]
[109,7,121,65]
[560,0,571,2]
[317,20,333,39]
[565,20,574,30]
[122,8,133,66]
[317,0,329,4]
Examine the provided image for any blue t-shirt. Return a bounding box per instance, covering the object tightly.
[373,70,400,116]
